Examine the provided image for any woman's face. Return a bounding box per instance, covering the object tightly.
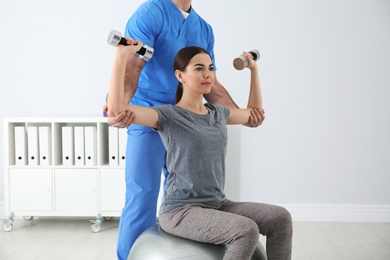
[179,53,215,95]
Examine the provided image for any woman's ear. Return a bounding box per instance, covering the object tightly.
[175,70,184,83]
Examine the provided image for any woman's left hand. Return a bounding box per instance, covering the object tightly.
[242,51,258,70]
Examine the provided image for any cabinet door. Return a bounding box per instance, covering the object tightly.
[100,169,125,212]
[9,169,52,211]
[55,169,97,212]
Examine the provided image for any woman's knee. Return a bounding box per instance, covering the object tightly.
[273,206,293,235]
[234,218,259,244]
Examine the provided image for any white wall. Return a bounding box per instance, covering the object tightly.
[1,0,389,221]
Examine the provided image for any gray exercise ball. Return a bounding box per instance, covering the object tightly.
[128,224,267,260]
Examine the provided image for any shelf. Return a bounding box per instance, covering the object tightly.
[3,117,127,231]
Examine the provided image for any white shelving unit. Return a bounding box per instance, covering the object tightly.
[2,117,127,232]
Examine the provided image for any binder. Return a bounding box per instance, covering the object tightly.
[38,126,51,166]
[108,126,119,166]
[27,126,39,166]
[62,126,74,166]
[14,126,27,166]
[84,126,97,166]
[118,128,127,167]
[74,126,85,166]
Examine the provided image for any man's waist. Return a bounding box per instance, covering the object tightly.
[132,87,176,106]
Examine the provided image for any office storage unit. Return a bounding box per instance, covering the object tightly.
[2,117,127,232]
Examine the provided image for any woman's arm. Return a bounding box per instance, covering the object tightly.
[104,56,145,128]
[107,39,159,129]
[227,52,263,125]
[205,74,264,128]
[122,105,159,129]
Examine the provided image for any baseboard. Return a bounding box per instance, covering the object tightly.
[284,204,390,222]
[1,202,389,222]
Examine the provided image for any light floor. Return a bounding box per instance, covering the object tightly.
[0,218,389,260]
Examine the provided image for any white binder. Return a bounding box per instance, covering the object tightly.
[74,126,85,166]
[84,126,97,166]
[27,126,39,166]
[108,126,119,166]
[14,126,27,166]
[118,128,127,166]
[62,126,74,166]
[38,126,51,166]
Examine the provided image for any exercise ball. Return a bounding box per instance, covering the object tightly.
[128,224,267,260]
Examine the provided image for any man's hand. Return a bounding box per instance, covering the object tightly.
[103,105,135,128]
[244,108,265,128]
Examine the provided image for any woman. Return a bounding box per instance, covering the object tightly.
[107,38,292,260]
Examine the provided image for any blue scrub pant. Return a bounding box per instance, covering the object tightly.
[117,127,168,260]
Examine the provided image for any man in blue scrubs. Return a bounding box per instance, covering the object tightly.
[107,1,264,259]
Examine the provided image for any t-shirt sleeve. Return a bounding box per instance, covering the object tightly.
[208,103,230,124]
[217,105,230,123]
[207,103,230,123]
[151,105,172,132]
[224,106,230,121]
[124,2,162,48]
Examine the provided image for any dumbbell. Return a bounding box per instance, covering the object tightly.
[233,49,260,70]
[107,30,154,62]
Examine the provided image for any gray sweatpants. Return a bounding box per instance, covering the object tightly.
[159,200,292,260]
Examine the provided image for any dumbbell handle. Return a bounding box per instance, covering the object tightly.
[248,50,260,61]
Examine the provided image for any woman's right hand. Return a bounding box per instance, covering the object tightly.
[117,37,143,56]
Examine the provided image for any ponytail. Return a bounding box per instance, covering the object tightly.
[175,82,183,104]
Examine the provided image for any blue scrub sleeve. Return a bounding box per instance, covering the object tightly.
[124,2,162,48]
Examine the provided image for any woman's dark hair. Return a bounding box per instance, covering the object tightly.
[174,46,211,103]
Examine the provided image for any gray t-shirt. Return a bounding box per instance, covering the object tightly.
[152,103,230,214]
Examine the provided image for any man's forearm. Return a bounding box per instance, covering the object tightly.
[204,77,238,109]
[123,55,145,104]
[205,74,264,128]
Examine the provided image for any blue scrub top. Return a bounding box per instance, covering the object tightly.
[124,0,216,107]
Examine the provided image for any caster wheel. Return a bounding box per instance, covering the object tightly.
[23,216,33,220]
[3,222,13,232]
[91,224,101,233]
[103,217,112,221]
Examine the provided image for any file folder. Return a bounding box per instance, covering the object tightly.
[84,126,97,166]
[38,126,51,166]
[74,126,85,166]
[62,126,74,166]
[108,126,119,166]
[27,126,39,166]
[14,126,27,166]
[118,128,127,167]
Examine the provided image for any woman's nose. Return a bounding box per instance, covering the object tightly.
[203,70,211,78]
